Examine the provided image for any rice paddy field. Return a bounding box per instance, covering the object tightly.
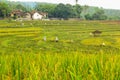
[0,20,120,80]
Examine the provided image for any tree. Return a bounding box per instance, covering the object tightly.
[35,3,56,18]
[54,3,73,19]
[92,9,107,20]
[74,4,82,18]
[0,2,10,18]
[74,0,83,18]
[15,4,27,12]
[75,0,78,5]
[85,8,107,20]
[85,14,92,20]
[83,5,89,15]
[66,4,74,18]
[24,4,32,12]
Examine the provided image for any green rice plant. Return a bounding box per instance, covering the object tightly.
[1,52,120,80]
[0,20,120,79]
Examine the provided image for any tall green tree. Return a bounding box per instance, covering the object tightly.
[85,8,107,20]
[85,14,92,20]
[75,0,78,5]
[66,4,74,18]
[92,9,107,20]
[0,2,10,18]
[74,4,82,18]
[83,5,89,15]
[35,3,56,17]
[15,4,27,12]
[24,4,32,12]
[54,3,73,19]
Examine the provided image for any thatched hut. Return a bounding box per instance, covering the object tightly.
[92,30,102,37]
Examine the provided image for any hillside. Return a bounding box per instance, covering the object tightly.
[81,6,120,19]
[104,9,120,20]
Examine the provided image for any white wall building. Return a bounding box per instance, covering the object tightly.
[32,12,43,20]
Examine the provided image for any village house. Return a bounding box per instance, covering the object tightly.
[92,30,102,37]
[10,10,48,20]
[10,10,23,19]
[23,12,31,19]
[31,11,48,20]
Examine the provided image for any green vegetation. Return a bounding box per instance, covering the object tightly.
[1,1,120,20]
[85,9,107,20]
[1,52,120,80]
[0,2,10,18]
[0,20,120,79]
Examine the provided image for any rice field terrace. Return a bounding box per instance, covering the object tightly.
[0,20,120,80]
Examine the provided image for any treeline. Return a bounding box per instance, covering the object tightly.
[35,3,82,19]
[0,1,120,20]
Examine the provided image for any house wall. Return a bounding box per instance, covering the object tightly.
[32,12,43,20]
[24,13,31,19]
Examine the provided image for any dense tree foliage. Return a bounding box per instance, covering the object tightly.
[74,4,82,18]
[84,14,92,20]
[16,4,27,12]
[92,9,107,20]
[35,3,56,17]
[53,3,74,19]
[0,1,120,20]
[35,3,82,19]
[0,2,10,18]
[85,9,107,20]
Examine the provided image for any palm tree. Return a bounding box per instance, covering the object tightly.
[75,0,78,5]
[83,5,89,15]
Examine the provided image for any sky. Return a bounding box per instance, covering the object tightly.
[9,0,120,10]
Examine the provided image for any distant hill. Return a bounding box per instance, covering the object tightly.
[81,6,120,20]
[104,9,120,20]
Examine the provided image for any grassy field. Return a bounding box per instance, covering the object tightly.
[0,20,120,80]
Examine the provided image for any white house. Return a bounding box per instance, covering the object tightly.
[32,12,43,20]
[10,10,48,20]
